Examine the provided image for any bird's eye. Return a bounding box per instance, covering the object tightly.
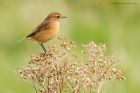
[57,16,60,18]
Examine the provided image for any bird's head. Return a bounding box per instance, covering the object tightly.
[46,12,66,22]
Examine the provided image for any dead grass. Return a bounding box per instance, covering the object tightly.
[17,35,125,93]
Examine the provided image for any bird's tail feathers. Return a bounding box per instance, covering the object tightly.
[16,37,26,43]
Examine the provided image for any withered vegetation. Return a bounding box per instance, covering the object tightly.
[17,35,125,93]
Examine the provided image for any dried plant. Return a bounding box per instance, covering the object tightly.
[17,35,125,93]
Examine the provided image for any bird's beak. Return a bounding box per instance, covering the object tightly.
[62,16,67,18]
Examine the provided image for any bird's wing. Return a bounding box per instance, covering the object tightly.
[26,21,51,38]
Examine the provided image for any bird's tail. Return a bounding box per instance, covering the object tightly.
[16,37,26,43]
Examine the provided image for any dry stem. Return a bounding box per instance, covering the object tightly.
[17,35,125,93]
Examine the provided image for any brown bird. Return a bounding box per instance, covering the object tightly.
[26,12,66,52]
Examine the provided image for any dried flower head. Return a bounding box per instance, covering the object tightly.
[17,35,125,93]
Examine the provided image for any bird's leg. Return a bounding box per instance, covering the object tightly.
[39,43,46,53]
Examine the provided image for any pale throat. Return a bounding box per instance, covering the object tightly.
[53,21,60,33]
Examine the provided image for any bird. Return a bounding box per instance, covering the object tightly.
[26,12,66,53]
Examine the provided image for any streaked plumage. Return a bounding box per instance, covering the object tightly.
[26,12,66,52]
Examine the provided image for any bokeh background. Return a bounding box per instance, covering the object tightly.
[0,0,140,93]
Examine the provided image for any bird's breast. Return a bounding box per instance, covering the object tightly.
[51,22,59,33]
[47,22,59,36]
[38,22,59,43]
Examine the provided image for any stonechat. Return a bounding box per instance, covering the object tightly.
[26,12,66,52]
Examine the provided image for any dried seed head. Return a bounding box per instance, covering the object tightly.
[17,35,125,93]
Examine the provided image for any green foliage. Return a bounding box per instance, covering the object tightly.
[0,0,140,93]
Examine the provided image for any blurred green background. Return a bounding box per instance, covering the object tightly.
[0,0,140,93]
